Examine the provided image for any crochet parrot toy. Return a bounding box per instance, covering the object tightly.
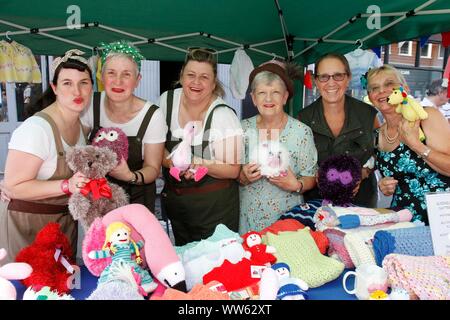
[167,121,208,182]
[387,87,428,141]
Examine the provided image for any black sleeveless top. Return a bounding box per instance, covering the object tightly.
[88,92,159,212]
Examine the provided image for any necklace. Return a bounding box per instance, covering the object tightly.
[259,114,286,138]
[383,125,399,144]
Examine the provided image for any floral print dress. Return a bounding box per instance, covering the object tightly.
[375,130,450,224]
[239,116,318,234]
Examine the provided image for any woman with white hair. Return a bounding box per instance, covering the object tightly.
[238,61,318,234]
[81,41,167,213]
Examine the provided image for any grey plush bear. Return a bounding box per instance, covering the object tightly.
[66,145,129,230]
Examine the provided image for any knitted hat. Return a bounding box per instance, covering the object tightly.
[266,228,344,288]
[271,262,290,272]
[248,60,300,99]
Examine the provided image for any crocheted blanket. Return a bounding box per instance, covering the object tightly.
[373,226,434,266]
[266,228,344,288]
[383,254,450,300]
[260,219,329,254]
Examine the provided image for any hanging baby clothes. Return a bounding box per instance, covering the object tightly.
[0,40,15,82]
[0,40,41,83]
[11,41,41,83]
[229,49,254,99]
[344,49,382,90]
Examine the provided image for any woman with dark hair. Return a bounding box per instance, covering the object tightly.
[0,49,93,262]
[158,48,242,245]
[298,53,379,207]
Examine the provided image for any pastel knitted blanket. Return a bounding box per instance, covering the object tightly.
[373,226,434,266]
[383,254,450,300]
[343,222,416,268]
[260,219,329,254]
[266,228,344,288]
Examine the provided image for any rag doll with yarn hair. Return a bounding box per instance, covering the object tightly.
[88,221,157,293]
[317,154,362,207]
[250,140,290,178]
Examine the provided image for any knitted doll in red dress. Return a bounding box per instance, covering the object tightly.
[241,231,277,266]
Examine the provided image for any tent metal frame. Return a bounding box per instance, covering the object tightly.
[1,0,448,63]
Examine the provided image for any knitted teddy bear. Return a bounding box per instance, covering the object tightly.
[0,248,32,300]
[91,127,129,162]
[250,140,290,178]
[15,223,74,294]
[66,145,129,230]
[387,86,428,141]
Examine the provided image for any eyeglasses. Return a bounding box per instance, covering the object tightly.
[315,72,347,82]
[367,80,401,94]
[185,47,217,63]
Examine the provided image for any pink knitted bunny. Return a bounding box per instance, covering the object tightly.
[0,248,33,300]
[167,121,208,182]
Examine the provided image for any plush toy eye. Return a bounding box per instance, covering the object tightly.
[105,131,119,142]
[94,132,105,142]
[326,168,339,182]
[339,170,353,185]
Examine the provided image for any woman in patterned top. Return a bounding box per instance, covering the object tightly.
[367,65,450,223]
[238,61,318,233]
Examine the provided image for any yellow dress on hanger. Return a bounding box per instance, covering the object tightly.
[0,40,15,82]
[11,41,41,83]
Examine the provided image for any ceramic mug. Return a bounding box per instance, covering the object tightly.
[342,263,388,300]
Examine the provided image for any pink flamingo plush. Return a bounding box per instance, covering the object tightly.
[167,121,208,182]
[0,248,33,300]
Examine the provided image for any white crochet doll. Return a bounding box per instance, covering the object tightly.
[272,262,309,300]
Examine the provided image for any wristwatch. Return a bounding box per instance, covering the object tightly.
[129,171,138,184]
[418,147,431,159]
[295,179,304,193]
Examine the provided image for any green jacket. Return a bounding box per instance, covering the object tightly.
[298,95,378,207]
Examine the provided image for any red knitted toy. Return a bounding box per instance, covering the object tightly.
[242,231,277,266]
[15,223,75,294]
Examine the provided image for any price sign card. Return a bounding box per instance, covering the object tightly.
[425,191,450,256]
